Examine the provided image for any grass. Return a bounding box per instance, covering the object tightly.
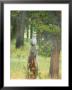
[10,39,61,79]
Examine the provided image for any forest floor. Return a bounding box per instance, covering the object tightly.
[10,39,61,79]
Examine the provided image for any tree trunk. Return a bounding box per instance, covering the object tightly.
[27,55,38,79]
[27,26,29,40]
[50,40,60,79]
[30,24,33,39]
[11,14,17,40]
[27,46,38,79]
[16,12,26,48]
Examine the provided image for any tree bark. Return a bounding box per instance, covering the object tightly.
[11,14,17,40]
[27,46,38,79]
[16,12,26,48]
[27,26,29,40]
[30,24,33,39]
[50,40,60,79]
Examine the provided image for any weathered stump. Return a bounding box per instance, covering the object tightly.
[27,53,38,79]
[27,36,38,79]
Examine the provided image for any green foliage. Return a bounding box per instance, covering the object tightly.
[11,11,61,40]
[38,40,51,57]
[37,23,60,34]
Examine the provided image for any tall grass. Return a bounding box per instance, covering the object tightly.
[10,39,61,79]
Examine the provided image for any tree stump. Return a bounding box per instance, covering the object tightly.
[27,54,38,79]
[27,44,38,79]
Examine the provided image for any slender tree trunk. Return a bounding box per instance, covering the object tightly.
[16,12,26,48]
[30,24,33,39]
[27,26,29,40]
[50,40,60,79]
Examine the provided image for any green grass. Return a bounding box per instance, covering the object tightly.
[10,39,61,79]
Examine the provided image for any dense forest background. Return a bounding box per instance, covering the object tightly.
[10,11,61,79]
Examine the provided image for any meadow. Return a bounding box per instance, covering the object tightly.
[10,39,61,79]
